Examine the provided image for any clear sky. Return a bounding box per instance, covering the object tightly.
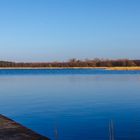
[0,0,140,62]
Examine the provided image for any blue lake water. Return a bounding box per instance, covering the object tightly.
[0,69,140,140]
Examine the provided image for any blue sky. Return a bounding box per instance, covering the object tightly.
[0,0,140,62]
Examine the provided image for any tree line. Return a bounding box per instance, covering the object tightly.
[0,59,140,68]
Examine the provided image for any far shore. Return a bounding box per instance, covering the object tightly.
[0,67,140,70]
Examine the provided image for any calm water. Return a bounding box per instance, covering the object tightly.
[0,69,140,140]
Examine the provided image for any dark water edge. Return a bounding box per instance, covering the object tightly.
[0,68,140,75]
[0,69,140,140]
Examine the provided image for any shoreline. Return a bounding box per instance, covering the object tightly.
[0,114,49,140]
[0,67,140,70]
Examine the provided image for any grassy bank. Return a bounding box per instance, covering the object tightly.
[105,67,140,70]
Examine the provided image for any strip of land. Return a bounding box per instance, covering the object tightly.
[0,66,140,70]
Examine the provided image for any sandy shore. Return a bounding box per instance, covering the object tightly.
[0,67,106,70]
[0,67,140,70]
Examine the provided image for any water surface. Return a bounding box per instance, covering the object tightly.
[0,69,140,140]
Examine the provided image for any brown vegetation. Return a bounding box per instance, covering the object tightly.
[0,59,140,68]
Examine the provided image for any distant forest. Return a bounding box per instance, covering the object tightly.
[0,59,140,68]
